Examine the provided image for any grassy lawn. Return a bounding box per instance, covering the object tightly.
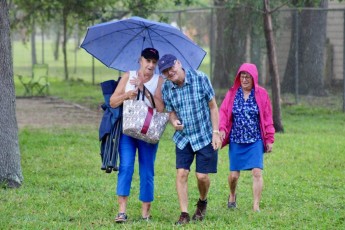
[3,39,344,229]
[1,106,345,229]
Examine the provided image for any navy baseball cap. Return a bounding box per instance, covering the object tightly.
[141,48,159,60]
[158,54,177,73]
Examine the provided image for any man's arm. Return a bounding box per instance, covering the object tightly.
[169,111,184,131]
[209,97,221,150]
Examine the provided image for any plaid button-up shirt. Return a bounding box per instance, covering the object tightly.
[162,69,215,151]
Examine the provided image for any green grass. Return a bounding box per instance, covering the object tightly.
[13,39,122,85]
[1,106,345,229]
[6,38,345,229]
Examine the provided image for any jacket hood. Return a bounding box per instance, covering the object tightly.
[233,63,259,89]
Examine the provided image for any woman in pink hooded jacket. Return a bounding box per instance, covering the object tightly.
[219,63,275,212]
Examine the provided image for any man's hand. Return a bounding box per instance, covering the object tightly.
[212,131,222,150]
[172,120,184,131]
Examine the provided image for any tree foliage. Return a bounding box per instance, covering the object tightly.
[9,0,201,79]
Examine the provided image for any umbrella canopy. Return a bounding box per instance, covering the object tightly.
[80,16,206,72]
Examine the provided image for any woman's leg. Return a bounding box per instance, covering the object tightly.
[116,134,137,214]
[117,196,128,214]
[141,202,151,219]
[228,171,240,202]
[252,168,263,211]
[137,140,158,218]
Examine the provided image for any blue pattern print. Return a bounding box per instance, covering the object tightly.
[230,88,261,143]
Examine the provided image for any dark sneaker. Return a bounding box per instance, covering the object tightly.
[227,195,237,209]
[115,213,127,223]
[175,212,190,225]
[192,199,207,221]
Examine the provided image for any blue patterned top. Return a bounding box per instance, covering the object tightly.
[162,69,215,151]
[230,88,261,143]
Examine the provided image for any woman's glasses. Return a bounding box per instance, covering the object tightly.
[240,72,252,81]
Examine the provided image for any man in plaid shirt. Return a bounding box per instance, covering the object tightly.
[159,54,222,225]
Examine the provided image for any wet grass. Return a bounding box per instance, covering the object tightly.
[1,106,345,229]
[7,39,345,229]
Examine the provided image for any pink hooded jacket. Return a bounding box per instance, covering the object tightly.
[219,63,275,151]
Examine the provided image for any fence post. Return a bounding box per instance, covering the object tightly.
[210,8,214,80]
[294,9,299,104]
[41,26,45,64]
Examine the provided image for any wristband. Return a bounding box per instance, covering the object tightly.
[213,130,219,134]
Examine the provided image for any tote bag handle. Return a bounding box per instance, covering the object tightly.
[136,86,156,108]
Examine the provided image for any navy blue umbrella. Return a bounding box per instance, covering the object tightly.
[80,16,206,72]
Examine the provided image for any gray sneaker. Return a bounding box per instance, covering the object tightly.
[227,195,237,209]
[115,213,127,223]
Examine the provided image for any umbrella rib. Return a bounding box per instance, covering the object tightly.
[148,27,200,69]
[82,21,152,47]
[109,26,149,66]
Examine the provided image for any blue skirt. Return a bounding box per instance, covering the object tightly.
[228,140,264,171]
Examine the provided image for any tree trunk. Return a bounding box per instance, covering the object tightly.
[212,1,249,91]
[226,7,249,83]
[54,25,61,61]
[299,1,328,95]
[31,17,37,66]
[62,8,69,80]
[263,0,284,132]
[212,0,231,90]
[250,23,264,85]
[281,9,298,94]
[282,0,328,96]
[0,0,23,188]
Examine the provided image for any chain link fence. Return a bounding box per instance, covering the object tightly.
[156,5,345,112]
[14,4,345,112]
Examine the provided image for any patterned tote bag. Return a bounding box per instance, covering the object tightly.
[122,86,169,144]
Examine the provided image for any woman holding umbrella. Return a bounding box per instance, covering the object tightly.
[109,48,164,223]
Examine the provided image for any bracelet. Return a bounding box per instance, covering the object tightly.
[212,130,219,134]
